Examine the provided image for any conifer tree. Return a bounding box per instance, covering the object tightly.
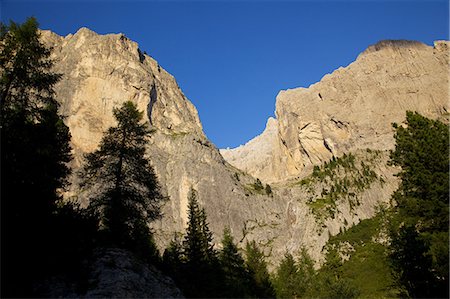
[183,188,208,266]
[162,235,184,282]
[0,17,72,297]
[273,252,302,298]
[219,227,252,298]
[304,247,359,299]
[245,240,275,298]
[181,188,223,297]
[81,101,164,257]
[389,111,449,298]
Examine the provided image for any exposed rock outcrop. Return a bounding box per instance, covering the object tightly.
[41,28,287,259]
[223,40,449,183]
[221,117,280,183]
[85,248,183,298]
[40,28,448,269]
[36,248,184,298]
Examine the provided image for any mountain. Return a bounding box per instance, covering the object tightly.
[222,40,449,183]
[40,29,449,266]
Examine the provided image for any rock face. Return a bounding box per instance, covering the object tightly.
[85,248,184,298]
[41,28,287,258]
[40,28,448,269]
[37,248,184,298]
[221,117,280,183]
[223,40,449,183]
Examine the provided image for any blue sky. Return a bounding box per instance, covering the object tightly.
[2,1,448,148]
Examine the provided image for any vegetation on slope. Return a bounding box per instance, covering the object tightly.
[298,150,385,224]
[2,17,448,299]
[320,210,401,298]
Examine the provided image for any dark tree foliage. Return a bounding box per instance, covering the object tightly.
[181,188,224,297]
[81,101,164,260]
[182,189,215,267]
[162,235,184,280]
[162,189,227,298]
[254,178,264,191]
[309,247,360,299]
[296,248,316,295]
[273,252,302,298]
[0,17,74,297]
[245,240,275,298]
[389,111,449,298]
[265,184,273,196]
[219,227,253,298]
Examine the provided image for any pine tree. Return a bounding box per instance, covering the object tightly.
[389,111,449,298]
[162,235,184,282]
[245,240,275,298]
[0,17,72,297]
[181,188,223,297]
[273,252,302,298]
[81,101,165,257]
[183,188,207,267]
[254,178,264,191]
[265,184,273,196]
[219,227,252,298]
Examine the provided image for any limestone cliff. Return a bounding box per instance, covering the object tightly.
[221,117,280,183]
[40,28,287,260]
[223,40,449,183]
[40,29,446,268]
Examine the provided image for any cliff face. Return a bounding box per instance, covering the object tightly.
[41,28,203,157]
[223,40,449,183]
[40,29,448,267]
[41,28,286,259]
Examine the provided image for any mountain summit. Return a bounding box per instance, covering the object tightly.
[222,39,449,183]
[40,28,448,265]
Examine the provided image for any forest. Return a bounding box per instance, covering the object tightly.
[1,18,448,298]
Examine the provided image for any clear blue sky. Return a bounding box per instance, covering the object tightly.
[2,1,448,148]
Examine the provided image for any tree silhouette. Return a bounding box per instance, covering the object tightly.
[273,252,302,298]
[219,227,252,298]
[81,101,165,258]
[245,240,275,298]
[180,188,223,297]
[0,17,72,297]
[389,111,449,298]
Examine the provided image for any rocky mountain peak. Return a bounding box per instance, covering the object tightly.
[40,28,204,162]
[220,116,279,183]
[40,28,448,268]
[360,39,429,56]
[223,39,449,183]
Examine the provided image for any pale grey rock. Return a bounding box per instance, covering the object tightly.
[39,29,446,269]
[223,39,449,183]
[34,248,183,298]
[85,248,183,298]
[220,117,280,183]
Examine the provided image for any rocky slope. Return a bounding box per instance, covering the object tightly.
[222,40,449,183]
[36,248,184,298]
[41,29,448,268]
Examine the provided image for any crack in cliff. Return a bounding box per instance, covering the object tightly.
[147,82,157,126]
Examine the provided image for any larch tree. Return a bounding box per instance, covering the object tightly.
[81,101,165,258]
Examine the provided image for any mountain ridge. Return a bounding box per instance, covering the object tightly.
[222,39,449,183]
[40,27,448,266]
